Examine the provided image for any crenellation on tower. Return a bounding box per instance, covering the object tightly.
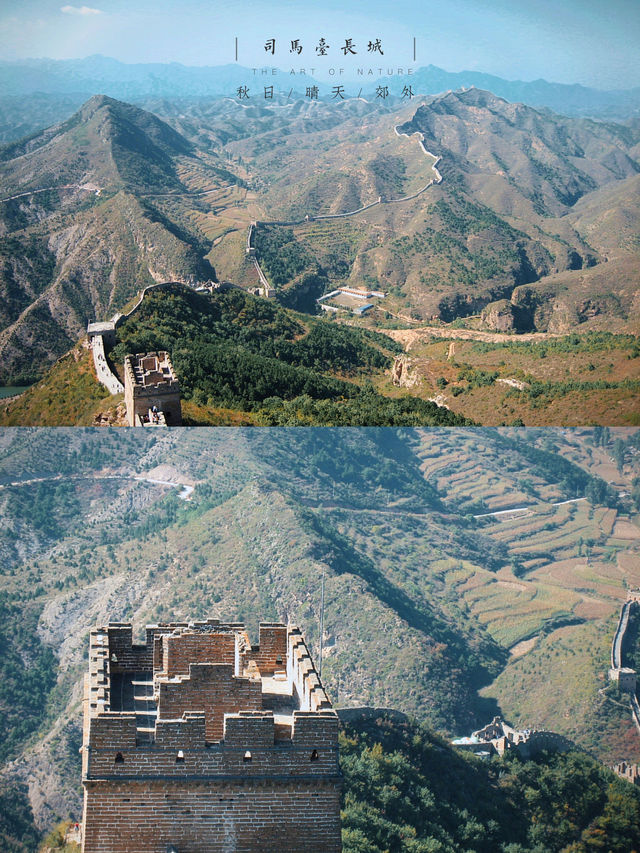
[81,619,342,852]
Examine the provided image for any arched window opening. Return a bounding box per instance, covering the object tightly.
[176,750,185,763]
[310,750,319,762]
[243,750,252,763]
[114,752,124,764]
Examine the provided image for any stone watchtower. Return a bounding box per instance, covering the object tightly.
[124,351,182,427]
[81,620,342,852]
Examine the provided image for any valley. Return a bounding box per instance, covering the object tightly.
[0,427,639,848]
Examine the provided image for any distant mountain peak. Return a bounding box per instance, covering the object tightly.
[70,93,194,162]
[80,92,117,112]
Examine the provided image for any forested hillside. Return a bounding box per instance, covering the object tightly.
[0,287,473,426]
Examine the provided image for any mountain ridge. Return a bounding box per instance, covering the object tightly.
[1,55,639,118]
[0,95,222,382]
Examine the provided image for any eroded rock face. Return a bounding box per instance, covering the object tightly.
[92,401,127,426]
[391,355,421,388]
[480,299,517,331]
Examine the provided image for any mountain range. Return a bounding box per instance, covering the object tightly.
[1,56,639,147]
[0,85,638,422]
[205,85,640,334]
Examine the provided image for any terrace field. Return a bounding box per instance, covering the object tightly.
[285,427,640,765]
[413,428,640,760]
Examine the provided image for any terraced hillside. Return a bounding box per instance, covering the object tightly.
[414,428,640,759]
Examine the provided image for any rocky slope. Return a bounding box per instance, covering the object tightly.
[0,95,226,382]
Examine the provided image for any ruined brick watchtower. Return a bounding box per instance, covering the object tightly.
[124,351,182,427]
[81,620,342,852]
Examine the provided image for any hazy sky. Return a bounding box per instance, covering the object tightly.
[0,0,638,89]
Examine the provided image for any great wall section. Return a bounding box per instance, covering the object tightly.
[452,716,574,759]
[88,281,205,400]
[86,122,445,403]
[89,330,124,395]
[609,592,640,737]
[245,127,442,298]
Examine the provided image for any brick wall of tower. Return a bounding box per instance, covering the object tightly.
[288,627,333,712]
[107,626,153,674]
[86,736,340,778]
[156,664,262,742]
[161,632,237,677]
[82,623,342,852]
[82,779,342,853]
[86,711,339,778]
[82,711,341,853]
[106,625,199,674]
[242,623,288,675]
